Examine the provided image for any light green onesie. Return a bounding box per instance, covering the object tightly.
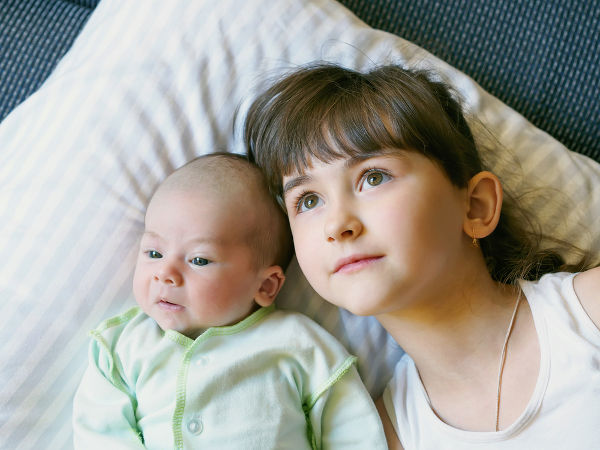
[73,305,387,449]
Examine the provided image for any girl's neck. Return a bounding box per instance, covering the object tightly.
[376,269,520,385]
[376,270,541,432]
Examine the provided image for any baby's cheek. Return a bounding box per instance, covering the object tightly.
[132,266,146,304]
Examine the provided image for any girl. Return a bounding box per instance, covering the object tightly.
[244,63,600,449]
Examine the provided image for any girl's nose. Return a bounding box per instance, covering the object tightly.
[154,262,183,286]
[324,202,363,242]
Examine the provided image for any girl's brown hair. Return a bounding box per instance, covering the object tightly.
[244,63,587,284]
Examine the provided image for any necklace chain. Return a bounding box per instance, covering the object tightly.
[495,289,522,431]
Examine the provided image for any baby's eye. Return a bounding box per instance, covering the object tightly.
[191,257,210,266]
[360,170,391,190]
[297,193,322,213]
[147,250,162,259]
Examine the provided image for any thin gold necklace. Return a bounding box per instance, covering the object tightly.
[495,289,522,431]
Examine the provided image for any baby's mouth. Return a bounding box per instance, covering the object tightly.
[158,298,183,310]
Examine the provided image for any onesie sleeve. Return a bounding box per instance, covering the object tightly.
[72,331,145,449]
[307,359,388,449]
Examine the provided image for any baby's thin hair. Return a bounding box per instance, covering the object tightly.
[162,153,293,270]
[244,63,589,284]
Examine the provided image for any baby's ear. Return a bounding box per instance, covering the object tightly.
[463,171,503,240]
[255,266,286,307]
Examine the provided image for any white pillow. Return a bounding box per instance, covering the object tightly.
[1,0,599,447]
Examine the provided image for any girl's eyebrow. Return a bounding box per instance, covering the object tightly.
[283,174,311,195]
[282,153,391,194]
[345,154,378,167]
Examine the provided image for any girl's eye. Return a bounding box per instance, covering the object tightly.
[361,170,390,190]
[297,193,322,213]
[191,257,210,266]
[147,250,162,259]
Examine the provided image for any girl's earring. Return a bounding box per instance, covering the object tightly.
[472,227,479,248]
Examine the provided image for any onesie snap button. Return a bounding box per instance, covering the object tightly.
[187,418,203,435]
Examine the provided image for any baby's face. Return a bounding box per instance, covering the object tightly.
[133,188,265,338]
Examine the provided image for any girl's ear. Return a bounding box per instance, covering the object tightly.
[254,265,286,307]
[463,171,503,240]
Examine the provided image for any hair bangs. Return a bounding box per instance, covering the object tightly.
[245,63,478,197]
[276,73,420,179]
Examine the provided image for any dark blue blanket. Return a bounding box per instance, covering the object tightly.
[1,0,598,162]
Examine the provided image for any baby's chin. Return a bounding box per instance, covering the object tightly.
[157,322,206,340]
[142,308,204,339]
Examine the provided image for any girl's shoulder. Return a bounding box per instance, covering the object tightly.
[521,270,600,339]
[573,266,600,329]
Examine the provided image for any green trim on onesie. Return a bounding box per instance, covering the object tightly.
[302,356,358,449]
[166,304,276,348]
[93,306,141,332]
[88,306,141,397]
[171,304,276,449]
[305,356,357,410]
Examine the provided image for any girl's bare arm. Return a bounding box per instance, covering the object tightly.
[574,266,600,329]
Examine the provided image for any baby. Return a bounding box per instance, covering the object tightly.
[73,153,386,449]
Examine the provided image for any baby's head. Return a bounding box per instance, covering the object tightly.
[133,153,292,338]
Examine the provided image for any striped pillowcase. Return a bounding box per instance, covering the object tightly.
[1,0,598,448]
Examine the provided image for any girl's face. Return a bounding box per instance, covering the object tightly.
[282,151,469,316]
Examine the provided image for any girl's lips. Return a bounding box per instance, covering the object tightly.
[158,299,184,311]
[333,255,383,274]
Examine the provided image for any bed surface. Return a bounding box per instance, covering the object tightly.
[0,1,598,449]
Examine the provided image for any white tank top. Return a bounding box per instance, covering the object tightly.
[383,272,600,449]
